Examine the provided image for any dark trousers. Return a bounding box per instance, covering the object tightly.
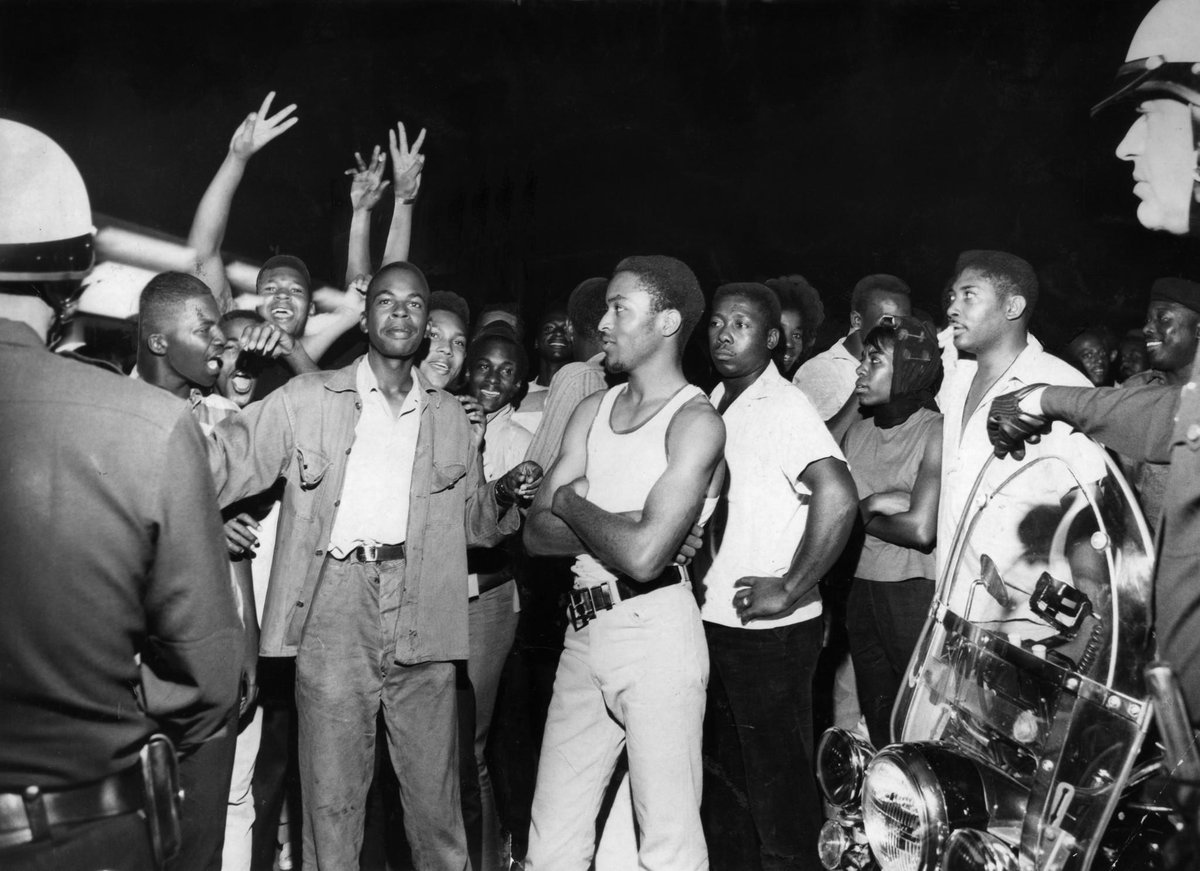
[1,810,156,871]
[171,713,237,871]
[251,657,302,870]
[846,577,934,749]
[703,618,824,871]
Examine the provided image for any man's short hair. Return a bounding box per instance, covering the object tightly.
[368,261,431,302]
[138,271,212,335]
[954,250,1039,316]
[469,321,529,381]
[613,255,704,344]
[567,277,609,341]
[430,291,471,330]
[765,274,825,341]
[712,282,782,330]
[850,274,911,314]
[220,309,266,329]
[256,255,312,295]
[477,301,525,340]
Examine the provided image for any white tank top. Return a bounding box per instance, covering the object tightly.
[573,383,710,586]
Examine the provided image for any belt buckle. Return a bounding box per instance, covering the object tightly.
[568,583,614,630]
[358,543,380,563]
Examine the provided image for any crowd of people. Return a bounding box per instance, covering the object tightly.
[6,1,1200,870]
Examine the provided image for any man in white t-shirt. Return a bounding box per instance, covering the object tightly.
[701,282,857,871]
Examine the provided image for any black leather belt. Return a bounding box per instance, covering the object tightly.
[0,763,143,848]
[567,564,687,630]
[345,542,406,563]
[474,568,513,597]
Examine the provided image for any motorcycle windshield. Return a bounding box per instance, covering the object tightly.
[894,451,1156,871]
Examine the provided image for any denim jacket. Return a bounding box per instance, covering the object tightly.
[207,357,517,661]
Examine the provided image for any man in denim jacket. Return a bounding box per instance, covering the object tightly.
[206,262,538,871]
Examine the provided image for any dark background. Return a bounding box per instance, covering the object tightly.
[3,0,1196,351]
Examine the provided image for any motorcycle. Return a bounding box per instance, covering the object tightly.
[816,447,1192,871]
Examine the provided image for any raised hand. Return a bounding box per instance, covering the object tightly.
[388,122,427,201]
[239,322,295,360]
[229,91,298,161]
[345,145,390,212]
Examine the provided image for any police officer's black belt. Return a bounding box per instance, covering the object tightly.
[0,762,143,848]
[567,564,685,630]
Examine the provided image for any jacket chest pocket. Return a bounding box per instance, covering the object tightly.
[290,445,332,522]
[430,462,466,494]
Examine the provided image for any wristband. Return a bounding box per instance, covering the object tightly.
[396,194,417,205]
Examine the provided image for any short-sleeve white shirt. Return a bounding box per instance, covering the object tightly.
[701,364,845,628]
[791,332,860,420]
[936,335,1105,583]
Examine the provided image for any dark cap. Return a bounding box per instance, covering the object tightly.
[1150,276,1200,314]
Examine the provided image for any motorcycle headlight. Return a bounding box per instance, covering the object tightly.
[940,829,1018,871]
[861,744,990,871]
[817,727,876,808]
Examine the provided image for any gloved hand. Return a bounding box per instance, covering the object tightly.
[987,384,1052,461]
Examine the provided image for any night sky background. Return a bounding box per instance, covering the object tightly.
[3,0,1197,355]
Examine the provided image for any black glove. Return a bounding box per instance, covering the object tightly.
[987,384,1052,461]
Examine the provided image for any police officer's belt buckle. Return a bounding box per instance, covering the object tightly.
[568,583,615,630]
[139,733,183,869]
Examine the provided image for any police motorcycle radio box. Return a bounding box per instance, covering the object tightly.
[816,443,1179,871]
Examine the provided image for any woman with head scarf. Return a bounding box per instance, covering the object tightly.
[839,315,943,748]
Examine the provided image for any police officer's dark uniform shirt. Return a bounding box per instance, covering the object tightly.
[0,318,242,789]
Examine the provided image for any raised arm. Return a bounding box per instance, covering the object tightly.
[524,391,602,557]
[189,92,298,313]
[548,399,726,583]
[381,122,426,265]
[344,145,390,286]
[861,416,942,551]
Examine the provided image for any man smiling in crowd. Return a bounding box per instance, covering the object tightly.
[205,261,536,870]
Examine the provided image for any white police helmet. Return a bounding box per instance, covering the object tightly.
[0,119,94,310]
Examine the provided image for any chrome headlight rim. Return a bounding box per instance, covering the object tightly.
[861,743,991,871]
[940,828,1018,871]
[816,727,876,809]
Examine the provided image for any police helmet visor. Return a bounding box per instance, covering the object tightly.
[1092,55,1200,117]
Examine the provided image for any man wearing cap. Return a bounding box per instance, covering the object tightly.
[791,274,911,420]
[1119,277,1200,527]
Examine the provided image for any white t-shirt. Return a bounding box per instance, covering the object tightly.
[701,364,845,628]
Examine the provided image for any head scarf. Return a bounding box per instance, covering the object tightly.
[869,315,941,428]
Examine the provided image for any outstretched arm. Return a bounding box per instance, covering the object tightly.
[381,122,426,266]
[189,92,298,313]
[549,399,726,583]
[344,145,390,286]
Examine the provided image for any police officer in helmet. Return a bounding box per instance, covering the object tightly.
[0,120,241,870]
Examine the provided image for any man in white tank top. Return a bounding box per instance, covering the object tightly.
[524,255,726,871]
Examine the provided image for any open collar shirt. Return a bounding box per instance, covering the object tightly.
[327,359,422,556]
[701,363,844,629]
[207,355,519,660]
[936,335,1103,592]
